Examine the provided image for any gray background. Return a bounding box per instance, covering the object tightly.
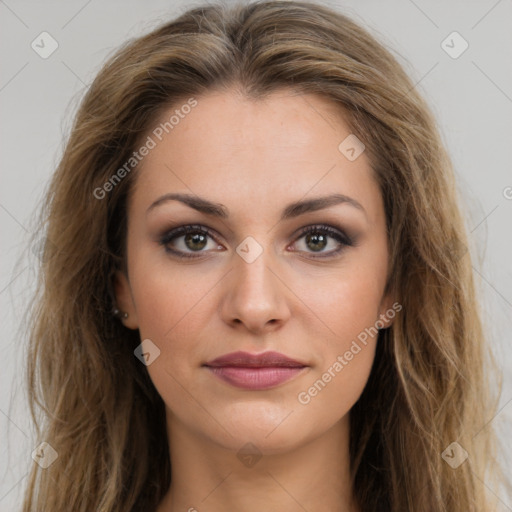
[1,0,511,510]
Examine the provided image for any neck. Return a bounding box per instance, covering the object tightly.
[156,411,359,512]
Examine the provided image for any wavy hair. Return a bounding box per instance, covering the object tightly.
[22,1,506,510]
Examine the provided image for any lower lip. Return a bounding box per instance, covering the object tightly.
[205,366,306,390]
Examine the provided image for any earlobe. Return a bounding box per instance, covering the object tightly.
[113,270,139,329]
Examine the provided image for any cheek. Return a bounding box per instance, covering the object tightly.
[290,255,386,418]
[130,269,213,424]
[295,249,387,347]
[292,278,381,433]
[130,252,219,338]
[317,275,382,334]
[297,341,377,418]
[128,258,221,385]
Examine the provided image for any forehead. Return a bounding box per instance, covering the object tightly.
[129,88,382,224]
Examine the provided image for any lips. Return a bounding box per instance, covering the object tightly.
[205,350,307,368]
[203,351,308,390]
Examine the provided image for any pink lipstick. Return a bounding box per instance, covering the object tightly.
[203,351,308,390]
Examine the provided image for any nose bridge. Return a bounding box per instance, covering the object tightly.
[233,241,276,304]
[221,235,290,331]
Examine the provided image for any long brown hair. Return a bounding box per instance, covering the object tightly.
[22,1,507,510]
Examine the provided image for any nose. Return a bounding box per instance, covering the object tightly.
[219,246,291,335]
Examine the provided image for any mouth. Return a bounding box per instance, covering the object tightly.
[203,351,308,390]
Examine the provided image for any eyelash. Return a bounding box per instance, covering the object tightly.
[158,223,354,260]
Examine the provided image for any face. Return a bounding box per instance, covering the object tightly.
[115,88,395,454]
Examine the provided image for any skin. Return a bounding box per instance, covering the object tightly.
[115,87,395,512]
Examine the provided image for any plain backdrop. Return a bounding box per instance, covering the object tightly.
[1,0,511,510]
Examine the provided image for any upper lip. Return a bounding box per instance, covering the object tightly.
[204,351,307,368]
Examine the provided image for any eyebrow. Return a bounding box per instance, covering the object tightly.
[146,192,367,220]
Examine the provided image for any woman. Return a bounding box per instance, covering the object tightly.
[22,1,507,511]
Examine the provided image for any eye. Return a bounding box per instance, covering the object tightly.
[290,224,353,258]
[159,223,354,260]
[159,224,222,259]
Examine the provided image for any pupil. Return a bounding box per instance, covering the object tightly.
[307,233,327,251]
[186,233,207,251]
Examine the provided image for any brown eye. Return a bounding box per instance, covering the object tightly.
[292,224,353,258]
[304,231,328,252]
[183,232,208,251]
[159,225,221,259]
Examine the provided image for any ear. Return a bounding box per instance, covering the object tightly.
[113,270,139,329]
[376,291,399,330]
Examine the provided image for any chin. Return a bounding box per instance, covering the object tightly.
[207,405,321,454]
